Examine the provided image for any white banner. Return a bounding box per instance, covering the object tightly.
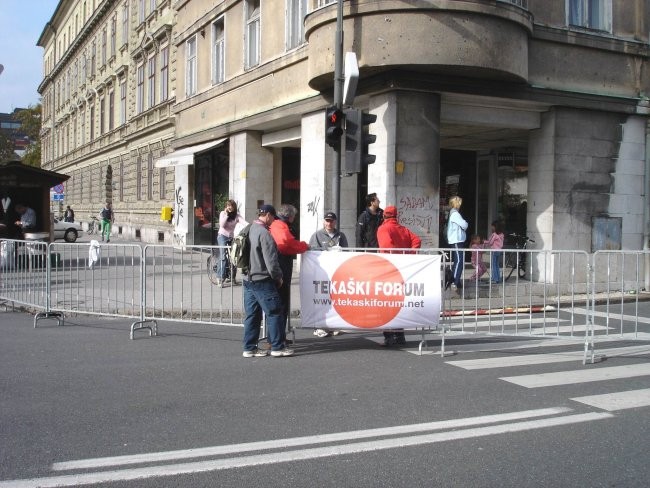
[299,251,441,330]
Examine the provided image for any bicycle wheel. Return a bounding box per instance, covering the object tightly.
[518,255,527,279]
[503,251,517,281]
[207,254,220,285]
[87,224,95,235]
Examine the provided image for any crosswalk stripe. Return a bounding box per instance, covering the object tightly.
[443,324,605,335]
[500,363,650,388]
[447,345,650,369]
[407,333,638,356]
[52,407,570,471]
[0,411,611,487]
[573,307,650,325]
[571,388,650,411]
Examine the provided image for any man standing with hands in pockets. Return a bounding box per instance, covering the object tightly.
[242,205,294,358]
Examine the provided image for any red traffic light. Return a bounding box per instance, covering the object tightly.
[325,106,344,147]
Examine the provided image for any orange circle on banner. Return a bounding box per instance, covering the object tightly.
[330,254,405,328]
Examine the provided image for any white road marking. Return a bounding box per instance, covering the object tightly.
[571,388,650,411]
[501,363,650,388]
[447,345,650,369]
[0,411,611,487]
[408,333,632,357]
[574,307,650,325]
[53,407,570,470]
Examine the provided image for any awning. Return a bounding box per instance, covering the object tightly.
[154,138,226,168]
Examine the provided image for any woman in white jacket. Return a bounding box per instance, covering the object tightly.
[445,196,468,290]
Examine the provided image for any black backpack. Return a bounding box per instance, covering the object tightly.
[230,224,253,275]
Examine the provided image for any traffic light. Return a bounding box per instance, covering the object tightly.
[325,106,344,148]
[342,108,377,174]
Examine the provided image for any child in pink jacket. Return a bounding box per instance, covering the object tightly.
[485,220,505,283]
[469,234,487,280]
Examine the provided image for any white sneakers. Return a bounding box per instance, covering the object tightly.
[270,348,294,357]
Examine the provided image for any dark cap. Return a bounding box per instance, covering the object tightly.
[384,206,397,218]
[324,212,337,221]
[258,204,276,215]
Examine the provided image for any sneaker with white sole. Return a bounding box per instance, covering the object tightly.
[270,348,294,357]
[242,349,268,358]
[313,329,331,338]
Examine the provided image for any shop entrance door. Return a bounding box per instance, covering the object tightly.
[193,148,230,246]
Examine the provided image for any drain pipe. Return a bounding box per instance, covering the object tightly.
[645,114,650,292]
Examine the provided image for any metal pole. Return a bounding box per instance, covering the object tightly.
[332,0,344,223]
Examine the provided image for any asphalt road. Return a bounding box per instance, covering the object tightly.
[1,305,650,487]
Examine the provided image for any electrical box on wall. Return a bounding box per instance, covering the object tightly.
[592,216,622,252]
[160,206,173,222]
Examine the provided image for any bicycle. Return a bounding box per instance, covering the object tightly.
[87,216,100,235]
[207,242,237,286]
[503,233,535,281]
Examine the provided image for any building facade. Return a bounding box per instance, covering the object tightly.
[38,0,176,242]
[40,0,650,262]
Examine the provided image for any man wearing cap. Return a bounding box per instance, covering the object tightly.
[377,205,422,346]
[309,211,349,250]
[242,204,294,358]
[308,211,349,338]
[270,204,310,345]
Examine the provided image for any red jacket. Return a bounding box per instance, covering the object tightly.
[270,218,309,256]
[377,218,421,253]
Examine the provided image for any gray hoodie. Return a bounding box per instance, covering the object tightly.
[245,220,283,283]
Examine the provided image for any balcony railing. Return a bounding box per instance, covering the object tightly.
[309,0,528,10]
[497,0,528,8]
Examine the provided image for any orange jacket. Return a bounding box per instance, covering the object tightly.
[270,218,309,256]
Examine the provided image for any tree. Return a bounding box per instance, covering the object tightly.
[13,104,42,167]
[0,131,15,162]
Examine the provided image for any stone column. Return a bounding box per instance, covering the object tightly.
[230,131,274,223]
[368,91,441,248]
[299,110,359,243]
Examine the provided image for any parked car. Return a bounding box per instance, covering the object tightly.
[53,218,83,243]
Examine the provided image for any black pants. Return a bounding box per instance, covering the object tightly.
[450,243,464,287]
[277,254,294,341]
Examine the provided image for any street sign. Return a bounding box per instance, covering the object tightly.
[343,52,359,106]
[52,194,64,201]
[53,184,64,194]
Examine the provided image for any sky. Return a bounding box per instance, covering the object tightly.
[0,0,59,113]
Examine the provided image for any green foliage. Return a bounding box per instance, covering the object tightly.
[0,131,15,161]
[13,105,42,167]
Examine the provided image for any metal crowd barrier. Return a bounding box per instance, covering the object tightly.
[433,248,594,364]
[45,242,144,328]
[0,239,49,314]
[0,239,648,363]
[136,244,244,338]
[591,250,650,340]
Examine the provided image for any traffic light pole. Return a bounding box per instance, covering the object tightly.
[332,0,344,225]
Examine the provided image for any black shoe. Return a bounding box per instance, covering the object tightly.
[381,332,396,347]
[395,333,406,345]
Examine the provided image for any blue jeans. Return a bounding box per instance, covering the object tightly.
[217,234,231,280]
[243,279,284,351]
[451,243,464,287]
[491,251,502,282]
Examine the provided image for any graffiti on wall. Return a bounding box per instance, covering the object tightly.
[307,194,321,218]
[398,194,437,248]
[175,186,184,226]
